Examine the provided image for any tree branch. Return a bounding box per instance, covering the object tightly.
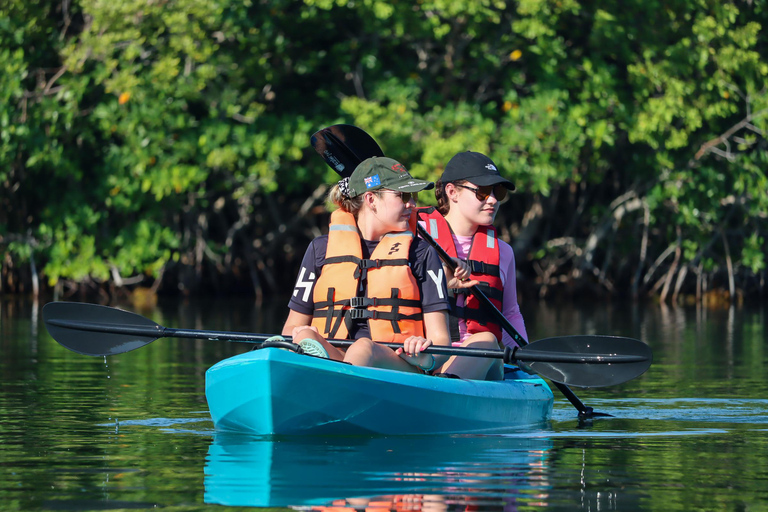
[694,107,768,160]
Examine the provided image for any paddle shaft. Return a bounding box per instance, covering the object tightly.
[45,318,644,364]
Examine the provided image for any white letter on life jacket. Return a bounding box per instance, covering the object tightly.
[427,268,445,299]
[293,267,316,303]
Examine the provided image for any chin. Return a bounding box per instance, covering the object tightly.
[390,220,409,231]
[478,213,496,225]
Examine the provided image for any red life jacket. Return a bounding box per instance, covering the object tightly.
[417,207,503,341]
[310,209,424,342]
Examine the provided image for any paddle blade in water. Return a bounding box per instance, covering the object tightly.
[43,302,162,356]
[521,335,653,388]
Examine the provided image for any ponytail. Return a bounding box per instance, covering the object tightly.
[328,183,365,215]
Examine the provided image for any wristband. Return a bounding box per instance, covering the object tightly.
[418,354,437,373]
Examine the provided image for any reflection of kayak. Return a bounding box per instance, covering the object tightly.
[204,432,553,508]
[205,347,553,435]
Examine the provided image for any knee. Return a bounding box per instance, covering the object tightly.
[344,338,375,363]
[294,327,321,342]
[463,332,499,349]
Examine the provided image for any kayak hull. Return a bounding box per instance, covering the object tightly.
[205,348,553,435]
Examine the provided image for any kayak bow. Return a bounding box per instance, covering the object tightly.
[205,347,554,435]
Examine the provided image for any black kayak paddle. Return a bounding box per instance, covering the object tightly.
[309,124,655,416]
[43,301,651,388]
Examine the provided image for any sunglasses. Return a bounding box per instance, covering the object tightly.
[454,183,508,202]
[380,190,418,204]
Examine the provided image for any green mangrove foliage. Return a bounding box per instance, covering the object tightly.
[1,0,766,303]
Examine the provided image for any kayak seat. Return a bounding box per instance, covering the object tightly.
[252,336,330,359]
[256,336,301,352]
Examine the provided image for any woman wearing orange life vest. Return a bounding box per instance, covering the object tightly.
[282,156,470,373]
[418,151,527,380]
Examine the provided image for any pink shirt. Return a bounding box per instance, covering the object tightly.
[452,234,528,348]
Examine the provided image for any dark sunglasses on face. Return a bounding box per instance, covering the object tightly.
[454,183,508,202]
[380,190,418,204]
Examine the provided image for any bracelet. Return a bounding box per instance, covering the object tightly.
[418,354,437,373]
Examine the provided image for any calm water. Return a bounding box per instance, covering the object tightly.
[1,296,767,511]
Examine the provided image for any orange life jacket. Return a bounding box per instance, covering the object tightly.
[310,209,424,342]
[417,207,503,341]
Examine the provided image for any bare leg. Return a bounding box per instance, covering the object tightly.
[292,327,345,361]
[344,338,422,373]
[485,359,504,381]
[439,332,503,380]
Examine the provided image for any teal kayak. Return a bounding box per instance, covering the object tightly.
[205,347,554,435]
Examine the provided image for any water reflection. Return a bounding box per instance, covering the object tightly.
[3,297,768,510]
[204,433,554,509]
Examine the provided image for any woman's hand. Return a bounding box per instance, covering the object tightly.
[395,335,436,371]
[445,258,479,289]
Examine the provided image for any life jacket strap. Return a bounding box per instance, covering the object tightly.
[387,288,401,334]
[450,282,504,301]
[467,259,500,277]
[312,306,347,338]
[345,308,423,323]
[452,304,499,327]
[353,258,410,280]
[318,288,349,338]
[349,296,421,308]
[313,295,424,333]
[324,255,362,266]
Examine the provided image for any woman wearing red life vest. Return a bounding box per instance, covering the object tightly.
[418,151,528,380]
[282,156,468,373]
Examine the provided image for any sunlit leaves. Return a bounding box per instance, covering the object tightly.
[1,0,766,297]
[742,233,765,274]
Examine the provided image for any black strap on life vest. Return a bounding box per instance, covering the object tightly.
[323,255,410,281]
[344,287,423,335]
[450,282,504,302]
[452,303,498,327]
[467,259,501,276]
[314,245,419,338]
[312,290,424,338]
[313,288,349,338]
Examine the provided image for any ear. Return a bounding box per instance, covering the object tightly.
[444,182,461,202]
[363,191,378,209]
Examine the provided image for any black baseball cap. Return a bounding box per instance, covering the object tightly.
[441,151,515,190]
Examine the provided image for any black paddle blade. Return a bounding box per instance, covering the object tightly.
[310,124,383,178]
[520,335,653,388]
[43,302,163,356]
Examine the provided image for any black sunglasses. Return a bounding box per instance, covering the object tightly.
[454,183,508,202]
[380,190,418,204]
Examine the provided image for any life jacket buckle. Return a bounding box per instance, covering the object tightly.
[468,260,485,273]
[347,308,374,320]
[349,296,375,308]
[358,259,381,270]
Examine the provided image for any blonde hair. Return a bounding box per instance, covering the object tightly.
[327,183,366,215]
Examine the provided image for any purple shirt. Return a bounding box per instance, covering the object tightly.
[288,235,450,339]
[452,233,528,348]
